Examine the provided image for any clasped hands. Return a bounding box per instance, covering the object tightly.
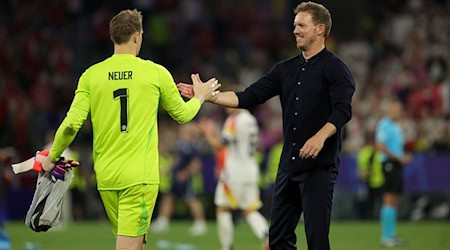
[179,74,220,102]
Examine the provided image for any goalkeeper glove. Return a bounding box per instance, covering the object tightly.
[50,158,80,182]
[33,150,79,181]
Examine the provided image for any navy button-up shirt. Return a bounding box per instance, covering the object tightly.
[236,48,355,176]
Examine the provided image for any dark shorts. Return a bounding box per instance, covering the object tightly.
[382,160,403,194]
[170,177,194,200]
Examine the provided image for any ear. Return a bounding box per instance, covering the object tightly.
[316,23,325,37]
[133,32,139,43]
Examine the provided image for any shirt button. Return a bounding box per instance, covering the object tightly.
[292,156,296,160]
[305,59,308,63]
[293,142,296,146]
[302,68,305,71]
[294,112,298,116]
[293,127,297,131]
[297,82,301,85]
[295,97,299,100]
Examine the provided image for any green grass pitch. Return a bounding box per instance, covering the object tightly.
[6,220,450,250]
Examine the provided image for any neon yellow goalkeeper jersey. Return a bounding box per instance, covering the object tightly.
[49,54,201,190]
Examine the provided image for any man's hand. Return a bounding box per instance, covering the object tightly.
[50,158,80,181]
[400,153,413,165]
[177,82,194,99]
[299,122,336,160]
[38,150,80,181]
[299,134,326,160]
[39,149,55,172]
[192,74,221,102]
[178,74,221,102]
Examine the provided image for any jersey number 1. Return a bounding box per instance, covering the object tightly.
[113,88,129,132]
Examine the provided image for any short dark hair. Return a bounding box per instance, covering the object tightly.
[294,1,332,37]
[109,9,143,45]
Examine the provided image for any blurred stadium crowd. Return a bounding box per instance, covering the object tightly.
[0,0,449,221]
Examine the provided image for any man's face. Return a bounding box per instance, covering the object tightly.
[293,12,320,51]
[389,101,403,120]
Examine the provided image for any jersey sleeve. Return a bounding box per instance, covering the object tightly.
[157,65,201,124]
[49,71,91,161]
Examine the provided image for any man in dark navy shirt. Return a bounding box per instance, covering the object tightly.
[151,124,208,236]
[178,2,355,249]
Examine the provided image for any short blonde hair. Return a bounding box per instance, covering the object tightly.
[109,9,143,45]
[294,2,332,37]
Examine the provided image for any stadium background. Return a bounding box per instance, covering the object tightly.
[0,0,449,249]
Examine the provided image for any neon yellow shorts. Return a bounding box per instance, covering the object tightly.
[99,184,159,238]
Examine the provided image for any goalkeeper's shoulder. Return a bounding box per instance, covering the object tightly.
[77,61,103,82]
[81,56,121,76]
[137,58,169,73]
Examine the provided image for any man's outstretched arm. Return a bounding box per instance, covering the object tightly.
[177,74,239,108]
[177,81,239,108]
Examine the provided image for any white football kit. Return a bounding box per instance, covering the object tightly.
[214,110,262,209]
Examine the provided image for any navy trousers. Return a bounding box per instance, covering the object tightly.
[269,168,337,250]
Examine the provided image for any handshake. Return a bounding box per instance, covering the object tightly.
[181,73,221,103]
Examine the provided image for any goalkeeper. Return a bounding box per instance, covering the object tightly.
[41,9,220,250]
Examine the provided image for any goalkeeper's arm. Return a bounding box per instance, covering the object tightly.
[49,80,90,162]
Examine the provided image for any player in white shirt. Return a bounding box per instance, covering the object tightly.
[199,108,269,250]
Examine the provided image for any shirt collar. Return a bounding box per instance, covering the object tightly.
[298,47,328,66]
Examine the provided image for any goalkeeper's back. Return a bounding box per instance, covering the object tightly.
[90,55,162,190]
[89,55,201,190]
[51,54,201,191]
